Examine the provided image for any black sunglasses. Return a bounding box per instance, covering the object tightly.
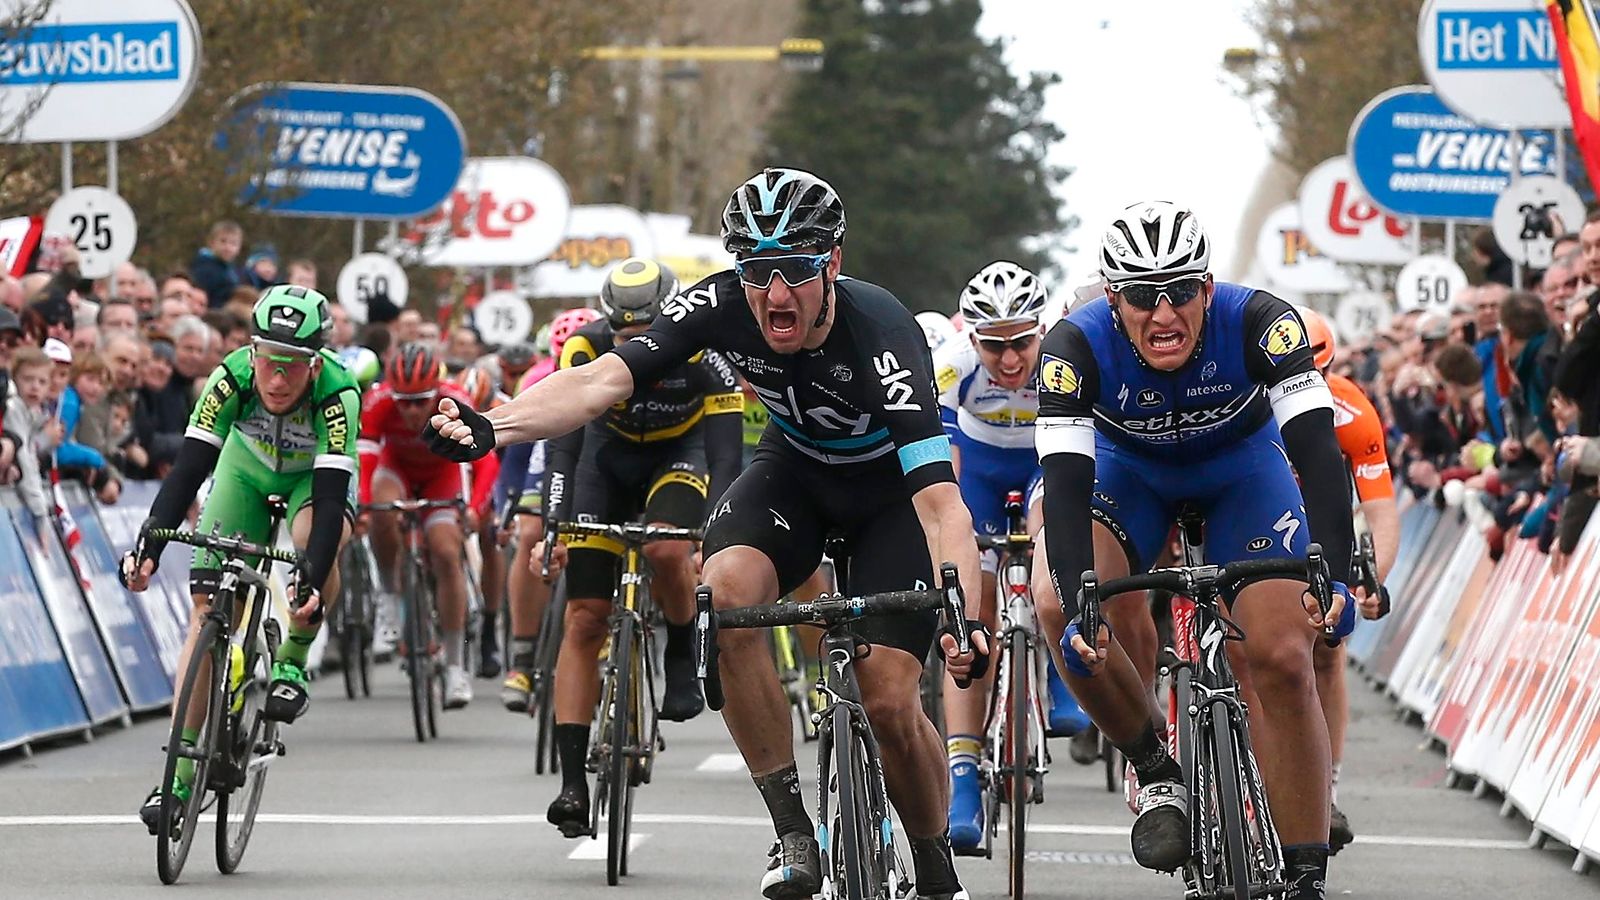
[1111,277,1206,312]
[973,324,1043,354]
[734,252,831,290]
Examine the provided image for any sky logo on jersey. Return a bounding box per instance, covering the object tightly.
[660,284,718,322]
[874,351,921,411]
[1260,310,1307,363]
[1039,354,1080,397]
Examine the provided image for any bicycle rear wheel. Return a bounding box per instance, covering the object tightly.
[534,578,566,775]
[1006,629,1031,898]
[157,619,226,885]
[217,619,279,874]
[1209,710,1253,900]
[403,560,432,742]
[606,614,636,886]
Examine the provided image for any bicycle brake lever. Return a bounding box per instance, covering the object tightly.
[1078,570,1101,658]
[1306,543,1338,647]
[694,585,724,711]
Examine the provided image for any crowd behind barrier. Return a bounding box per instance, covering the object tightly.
[1353,482,1600,877]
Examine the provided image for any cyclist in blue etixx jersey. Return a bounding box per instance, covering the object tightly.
[425,168,988,900]
[934,261,1089,851]
[1032,202,1353,900]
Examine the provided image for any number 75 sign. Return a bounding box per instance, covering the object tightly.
[44,187,139,280]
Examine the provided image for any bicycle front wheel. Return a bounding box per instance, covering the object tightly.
[831,703,885,900]
[1006,629,1031,898]
[606,613,637,886]
[156,618,227,885]
[1209,710,1254,900]
[403,560,432,742]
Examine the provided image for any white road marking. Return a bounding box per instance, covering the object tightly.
[696,753,748,772]
[0,812,1528,850]
[568,833,650,859]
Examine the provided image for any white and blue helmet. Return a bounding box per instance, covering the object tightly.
[721,168,847,255]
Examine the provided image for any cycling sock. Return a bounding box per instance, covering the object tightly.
[480,611,498,641]
[442,630,464,668]
[1283,843,1329,899]
[1329,762,1341,805]
[174,726,200,787]
[753,763,812,838]
[277,627,317,668]
[555,723,590,791]
[664,620,695,659]
[510,637,537,672]
[946,734,981,768]
[1119,725,1182,785]
[907,832,961,893]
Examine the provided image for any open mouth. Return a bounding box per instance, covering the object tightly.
[768,308,799,339]
[1148,330,1185,353]
[997,360,1026,380]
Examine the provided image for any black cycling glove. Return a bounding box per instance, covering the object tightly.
[948,619,992,685]
[422,403,496,462]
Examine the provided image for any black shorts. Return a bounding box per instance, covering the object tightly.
[702,439,938,663]
[565,430,709,600]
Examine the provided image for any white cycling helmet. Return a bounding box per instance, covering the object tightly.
[1099,200,1211,284]
[916,310,959,352]
[959,261,1048,329]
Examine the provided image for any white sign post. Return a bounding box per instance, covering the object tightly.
[1395,255,1469,311]
[474,290,534,345]
[0,0,204,143]
[1418,0,1570,128]
[336,253,409,323]
[43,186,138,279]
[1297,156,1416,265]
[1491,174,1585,267]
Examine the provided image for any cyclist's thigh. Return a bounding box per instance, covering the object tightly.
[1194,431,1309,569]
[564,442,627,601]
[369,462,409,504]
[953,434,1032,536]
[702,449,825,601]
[191,444,274,593]
[643,441,709,530]
[839,493,938,665]
[414,463,464,531]
[1090,436,1176,576]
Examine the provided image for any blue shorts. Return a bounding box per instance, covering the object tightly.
[1090,425,1309,573]
[952,433,1042,536]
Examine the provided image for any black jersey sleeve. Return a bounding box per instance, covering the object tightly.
[610,274,734,388]
[1240,291,1352,583]
[696,349,745,504]
[843,282,955,493]
[1035,319,1103,619]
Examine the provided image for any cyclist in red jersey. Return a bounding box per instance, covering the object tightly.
[360,343,497,708]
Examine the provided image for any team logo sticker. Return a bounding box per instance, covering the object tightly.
[1246,536,1273,553]
[1136,389,1163,408]
[1039,354,1080,397]
[1260,310,1307,363]
[935,365,959,393]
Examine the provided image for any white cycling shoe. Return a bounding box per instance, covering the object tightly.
[444,665,473,709]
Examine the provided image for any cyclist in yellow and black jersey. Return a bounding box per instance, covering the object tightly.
[538,258,744,837]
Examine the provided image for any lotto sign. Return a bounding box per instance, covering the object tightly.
[1297,156,1414,265]
[0,0,203,143]
[1254,203,1353,293]
[336,253,409,323]
[473,290,533,345]
[222,82,466,219]
[1418,0,1568,128]
[43,187,138,279]
[1395,254,1468,311]
[1491,175,1585,267]
[1348,85,1557,221]
[518,205,657,299]
[398,157,572,268]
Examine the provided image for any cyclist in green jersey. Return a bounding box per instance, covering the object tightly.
[122,285,361,832]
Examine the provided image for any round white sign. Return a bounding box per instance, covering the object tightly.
[409,157,572,268]
[1335,291,1395,342]
[336,253,409,323]
[1297,156,1415,265]
[1395,254,1469,311]
[1254,202,1354,293]
[1418,0,1570,129]
[474,290,533,345]
[43,186,138,279]
[1491,174,1585,267]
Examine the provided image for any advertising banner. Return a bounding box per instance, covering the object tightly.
[1348,85,1558,221]
[518,205,656,300]
[224,82,466,219]
[1297,156,1416,264]
[102,480,188,677]
[0,0,203,143]
[1399,542,1495,719]
[1418,0,1570,128]
[396,157,572,267]
[1254,202,1355,293]
[0,499,88,749]
[1390,528,1490,713]
[1372,512,1469,683]
[1350,501,1441,665]
[0,215,42,277]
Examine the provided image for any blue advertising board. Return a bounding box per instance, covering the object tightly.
[99,481,187,681]
[5,494,126,724]
[64,485,172,711]
[0,502,89,749]
[221,81,467,219]
[1348,85,1558,221]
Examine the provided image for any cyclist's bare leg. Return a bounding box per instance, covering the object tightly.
[426,516,469,659]
[701,546,791,773]
[857,645,950,838]
[1313,638,1347,794]
[367,472,406,592]
[644,529,696,626]
[792,564,831,653]
[505,513,550,670]
[1230,579,1330,847]
[941,567,996,743]
[552,596,610,724]
[478,515,505,618]
[176,594,217,733]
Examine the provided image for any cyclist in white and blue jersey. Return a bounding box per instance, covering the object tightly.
[935,261,1090,850]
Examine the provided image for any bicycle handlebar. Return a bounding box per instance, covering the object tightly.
[695,562,967,712]
[137,525,309,606]
[361,499,465,515]
[548,520,704,544]
[974,532,1032,552]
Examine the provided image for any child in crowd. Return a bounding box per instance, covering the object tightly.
[6,347,60,517]
[57,351,120,504]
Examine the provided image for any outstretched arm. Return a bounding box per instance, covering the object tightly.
[429,354,636,455]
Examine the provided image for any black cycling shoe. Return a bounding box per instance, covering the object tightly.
[139,784,187,836]
[1068,724,1101,765]
[1328,803,1354,855]
[477,622,502,679]
[760,832,822,900]
[659,651,704,722]
[909,831,970,899]
[546,784,593,839]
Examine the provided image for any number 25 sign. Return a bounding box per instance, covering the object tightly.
[44,187,139,280]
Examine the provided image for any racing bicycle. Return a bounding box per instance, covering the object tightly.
[331,535,380,700]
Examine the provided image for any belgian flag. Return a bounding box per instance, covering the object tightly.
[1549,0,1600,188]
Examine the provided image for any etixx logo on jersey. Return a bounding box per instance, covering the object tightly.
[1260,310,1307,364]
[1039,354,1080,397]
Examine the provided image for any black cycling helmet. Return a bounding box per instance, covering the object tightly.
[599,257,677,328]
[721,168,846,255]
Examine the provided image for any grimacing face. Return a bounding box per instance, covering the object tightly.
[1110,275,1214,372]
[739,246,842,354]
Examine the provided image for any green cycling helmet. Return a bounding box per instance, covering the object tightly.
[252,284,331,354]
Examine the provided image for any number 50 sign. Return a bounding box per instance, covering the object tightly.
[337,253,410,323]
[44,187,139,280]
